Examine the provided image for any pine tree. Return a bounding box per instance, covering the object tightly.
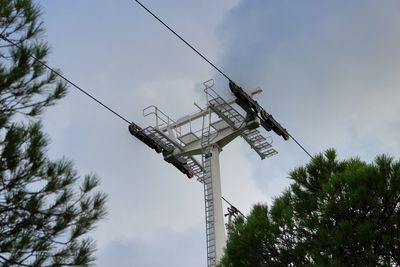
[220,149,400,266]
[0,1,107,266]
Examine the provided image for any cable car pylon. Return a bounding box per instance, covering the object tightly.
[129,80,289,266]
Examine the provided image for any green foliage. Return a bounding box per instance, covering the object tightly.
[0,1,107,266]
[219,149,400,266]
[0,0,67,120]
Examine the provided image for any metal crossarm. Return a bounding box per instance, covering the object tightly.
[142,126,175,151]
[129,124,204,179]
[208,97,278,159]
[229,81,290,141]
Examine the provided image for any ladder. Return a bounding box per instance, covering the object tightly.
[200,112,217,267]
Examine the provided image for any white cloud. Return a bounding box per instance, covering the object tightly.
[97,226,205,267]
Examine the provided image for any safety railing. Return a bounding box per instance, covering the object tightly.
[143,105,182,137]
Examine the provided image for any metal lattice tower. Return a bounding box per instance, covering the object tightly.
[128,79,289,266]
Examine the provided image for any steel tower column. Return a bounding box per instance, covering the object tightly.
[208,144,225,265]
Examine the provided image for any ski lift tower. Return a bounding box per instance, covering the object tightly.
[129,79,289,267]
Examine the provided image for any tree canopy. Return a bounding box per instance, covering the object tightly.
[219,149,400,266]
[0,1,107,266]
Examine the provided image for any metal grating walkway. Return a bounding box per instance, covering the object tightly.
[209,97,278,159]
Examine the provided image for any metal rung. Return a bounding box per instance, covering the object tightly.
[255,143,272,149]
[249,136,266,142]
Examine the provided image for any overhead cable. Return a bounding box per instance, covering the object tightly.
[289,133,313,159]
[133,0,314,160]
[133,0,232,82]
[222,197,247,219]
[0,33,247,215]
[0,34,132,125]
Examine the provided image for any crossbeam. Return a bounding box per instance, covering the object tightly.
[158,87,262,132]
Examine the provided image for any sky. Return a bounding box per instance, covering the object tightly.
[35,0,400,266]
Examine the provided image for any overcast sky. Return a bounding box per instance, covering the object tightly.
[37,1,400,266]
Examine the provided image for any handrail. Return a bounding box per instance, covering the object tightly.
[203,80,221,102]
[142,105,181,136]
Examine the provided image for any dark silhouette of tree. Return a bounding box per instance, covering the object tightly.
[220,149,400,267]
[0,1,107,266]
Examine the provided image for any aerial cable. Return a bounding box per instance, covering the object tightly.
[133,0,314,160]
[222,197,247,219]
[0,33,247,216]
[289,133,313,159]
[0,34,132,125]
[133,0,232,82]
